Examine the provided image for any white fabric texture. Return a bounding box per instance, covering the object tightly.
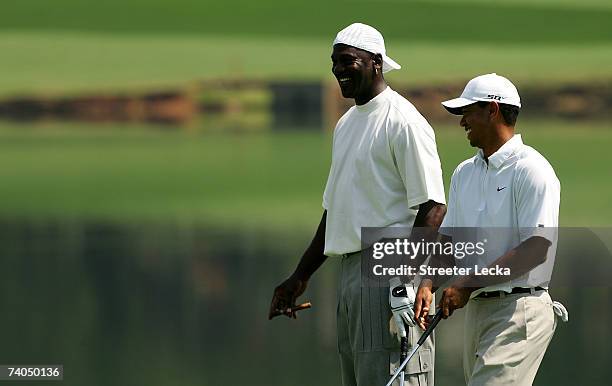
[322,87,446,257]
[463,291,557,386]
[440,134,561,296]
[442,73,522,114]
[333,22,401,73]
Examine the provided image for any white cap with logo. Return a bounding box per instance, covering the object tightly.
[333,22,401,73]
[442,73,521,115]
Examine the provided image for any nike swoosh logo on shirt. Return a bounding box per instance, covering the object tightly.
[497,187,506,192]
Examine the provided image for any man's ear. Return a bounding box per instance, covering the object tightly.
[489,101,501,119]
[373,53,383,72]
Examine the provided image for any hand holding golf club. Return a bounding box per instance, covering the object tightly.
[414,279,434,329]
[439,286,471,318]
[389,277,417,338]
[268,275,310,319]
[414,279,472,329]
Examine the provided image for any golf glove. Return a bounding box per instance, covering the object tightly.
[389,277,417,338]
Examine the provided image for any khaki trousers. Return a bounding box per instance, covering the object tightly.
[337,252,434,386]
[463,290,557,386]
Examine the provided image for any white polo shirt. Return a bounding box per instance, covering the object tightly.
[322,87,446,257]
[440,134,560,296]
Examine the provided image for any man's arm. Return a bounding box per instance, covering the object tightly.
[415,235,551,325]
[417,166,459,289]
[412,232,455,328]
[291,210,328,281]
[387,200,445,335]
[405,200,448,280]
[410,200,446,267]
[414,200,446,229]
[438,235,551,318]
[268,210,328,319]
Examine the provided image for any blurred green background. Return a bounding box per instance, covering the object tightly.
[0,0,610,385]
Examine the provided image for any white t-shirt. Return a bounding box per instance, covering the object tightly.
[440,134,560,295]
[322,87,446,257]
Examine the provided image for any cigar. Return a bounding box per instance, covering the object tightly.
[292,302,312,312]
[271,301,312,318]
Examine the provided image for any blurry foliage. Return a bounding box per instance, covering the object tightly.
[0,121,609,227]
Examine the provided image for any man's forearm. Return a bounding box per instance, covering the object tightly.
[408,200,447,269]
[292,211,328,281]
[414,200,446,230]
[454,236,551,290]
[413,200,449,290]
[422,234,456,291]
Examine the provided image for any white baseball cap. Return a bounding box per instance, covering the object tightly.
[333,22,401,73]
[442,73,521,115]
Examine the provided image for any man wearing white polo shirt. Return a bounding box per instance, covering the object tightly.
[269,23,446,386]
[414,73,568,385]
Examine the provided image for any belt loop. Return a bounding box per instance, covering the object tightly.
[530,288,536,295]
[500,291,506,298]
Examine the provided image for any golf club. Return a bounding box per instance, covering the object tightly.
[399,334,408,386]
[385,309,443,386]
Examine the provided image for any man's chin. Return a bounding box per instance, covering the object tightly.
[339,88,355,99]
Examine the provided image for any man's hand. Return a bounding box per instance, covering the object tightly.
[268,276,308,320]
[389,277,417,339]
[439,286,472,319]
[414,279,434,330]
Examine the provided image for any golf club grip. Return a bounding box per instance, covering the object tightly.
[400,336,408,361]
[417,309,443,346]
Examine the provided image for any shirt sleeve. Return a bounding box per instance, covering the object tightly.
[392,121,446,209]
[322,123,339,210]
[322,167,332,210]
[515,161,560,243]
[439,167,457,236]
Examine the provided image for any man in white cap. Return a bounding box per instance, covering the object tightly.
[414,73,568,385]
[269,22,446,385]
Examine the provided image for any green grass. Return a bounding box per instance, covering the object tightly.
[1,32,610,97]
[0,1,609,97]
[1,1,610,44]
[423,0,612,8]
[0,120,609,227]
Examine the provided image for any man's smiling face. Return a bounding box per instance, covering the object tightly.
[331,44,377,104]
[460,102,493,149]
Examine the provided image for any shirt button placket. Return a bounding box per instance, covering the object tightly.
[478,162,487,212]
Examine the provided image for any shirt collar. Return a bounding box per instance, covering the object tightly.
[476,134,523,169]
[355,86,390,113]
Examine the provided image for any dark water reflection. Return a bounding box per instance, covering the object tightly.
[0,221,610,385]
